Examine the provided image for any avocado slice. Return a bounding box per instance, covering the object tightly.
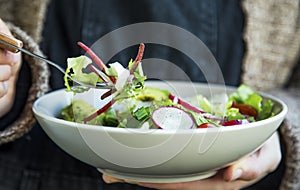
[136,87,169,101]
[60,100,96,122]
[60,100,119,126]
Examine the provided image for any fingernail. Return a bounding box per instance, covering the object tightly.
[231,169,243,181]
[3,81,8,89]
[0,82,8,95]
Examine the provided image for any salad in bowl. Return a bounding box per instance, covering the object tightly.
[32,42,287,183]
[60,43,278,130]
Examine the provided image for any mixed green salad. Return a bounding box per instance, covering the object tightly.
[60,43,278,129]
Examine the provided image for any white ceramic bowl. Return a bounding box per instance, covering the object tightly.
[32,81,287,183]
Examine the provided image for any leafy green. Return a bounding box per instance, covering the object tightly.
[257,99,274,120]
[64,56,100,92]
[194,95,212,113]
[226,108,246,121]
[229,84,276,121]
[229,84,262,112]
[112,60,147,101]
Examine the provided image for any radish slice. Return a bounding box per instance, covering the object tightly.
[109,62,130,91]
[152,106,194,130]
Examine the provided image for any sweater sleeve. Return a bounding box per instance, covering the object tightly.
[271,88,300,190]
[0,23,50,145]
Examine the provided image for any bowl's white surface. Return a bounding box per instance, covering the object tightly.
[33,81,287,182]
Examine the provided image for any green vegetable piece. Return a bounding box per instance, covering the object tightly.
[230,84,262,112]
[64,56,100,92]
[136,87,169,101]
[257,99,274,120]
[133,107,150,121]
[226,108,245,121]
[60,100,95,122]
[60,100,106,125]
[102,109,119,127]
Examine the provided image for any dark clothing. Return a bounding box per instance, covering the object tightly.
[0,0,283,189]
[41,0,245,90]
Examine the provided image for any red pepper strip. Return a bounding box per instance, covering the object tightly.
[130,43,145,74]
[83,100,116,123]
[231,103,258,118]
[77,41,107,71]
[197,123,209,128]
[169,94,205,113]
[101,88,117,100]
[197,123,218,128]
[77,42,116,83]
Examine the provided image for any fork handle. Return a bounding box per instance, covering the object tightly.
[0,32,23,53]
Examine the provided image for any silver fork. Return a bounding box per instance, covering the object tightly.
[0,32,114,89]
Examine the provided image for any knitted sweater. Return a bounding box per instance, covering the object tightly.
[0,0,299,189]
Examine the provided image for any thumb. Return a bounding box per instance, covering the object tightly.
[223,132,281,181]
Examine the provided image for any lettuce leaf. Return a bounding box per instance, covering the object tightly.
[229,84,262,112]
[64,56,100,92]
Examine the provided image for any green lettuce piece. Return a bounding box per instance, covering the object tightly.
[257,99,274,120]
[113,59,147,101]
[64,56,100,91]
[128,59,135,70]
[190,112,209,126]
[229,84,262,112]
[226,108,245,121]
[194,95,212,113]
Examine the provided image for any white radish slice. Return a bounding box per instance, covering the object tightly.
[115,69,130,91]
[109,62,130,91]
[152,106,194,130]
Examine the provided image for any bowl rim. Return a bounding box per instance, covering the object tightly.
[32,82,288,135]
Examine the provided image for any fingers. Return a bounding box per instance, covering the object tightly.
[0,65,11,80]
[0,65,10,98]
[223,132,281,181]
[103,172,256,190]
[0,18,21,67]
[102,132,282,190]
[102,174,186,190]
[0,49,19,66]
[102,174,125,184]
[0,81,8,98]
[137,175,252,190]
[102,174,139,185]
[0,18,22,117]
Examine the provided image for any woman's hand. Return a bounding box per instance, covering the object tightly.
[0,18,22,117]
[103,132,281,190]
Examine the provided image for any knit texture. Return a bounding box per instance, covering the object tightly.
[242,0,300,91]
[242,1,300,189]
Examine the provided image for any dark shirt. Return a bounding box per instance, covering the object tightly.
[0,0,283,189]
[41,0,245,90]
